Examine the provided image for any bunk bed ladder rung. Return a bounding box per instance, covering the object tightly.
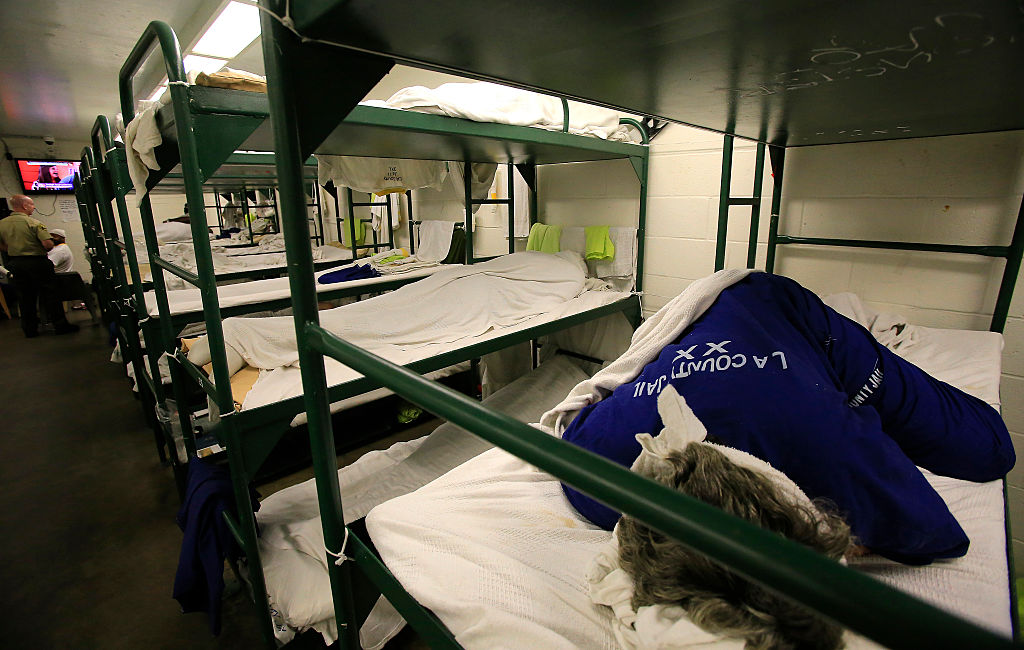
[715,135,766,271]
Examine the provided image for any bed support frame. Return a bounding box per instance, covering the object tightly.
[111,19,649,647]
[715,135,1024,334]
[715,131,1024,637]
[252,0,1018,647]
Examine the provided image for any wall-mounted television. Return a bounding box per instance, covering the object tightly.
[13,159,81,193]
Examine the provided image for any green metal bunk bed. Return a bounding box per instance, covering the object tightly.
[118,22,649,617]
[85,120,436,490]
[248,0,1023,648]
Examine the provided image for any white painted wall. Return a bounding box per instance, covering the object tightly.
[542,122,1024,575]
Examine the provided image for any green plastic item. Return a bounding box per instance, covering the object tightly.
[526,223,561,253]
[396,402,423,424]
[340,216,365,246]
[584,225,614,261]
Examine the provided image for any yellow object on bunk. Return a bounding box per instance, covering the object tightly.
[584,225,615,261]
[526,223,562,253]
[340,216,366,247]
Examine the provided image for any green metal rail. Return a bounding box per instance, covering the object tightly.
[741,140,1024,334]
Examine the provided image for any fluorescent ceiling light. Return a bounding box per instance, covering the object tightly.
[191,1,261,59]
[184,54,227,75]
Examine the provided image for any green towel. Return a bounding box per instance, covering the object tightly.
[526,223,562,253]
[584,225,615,261]
[340,217,365,247]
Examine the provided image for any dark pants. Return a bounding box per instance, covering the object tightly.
[6,255,69,335]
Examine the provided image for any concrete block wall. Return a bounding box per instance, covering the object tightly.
[540,122,1024,574]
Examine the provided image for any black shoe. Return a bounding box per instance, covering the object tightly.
[54,323,80,335]
[24,330,39,339]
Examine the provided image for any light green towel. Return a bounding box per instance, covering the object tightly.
[340,217,365,247]
[526,223,562,253]
[584,225,615,261]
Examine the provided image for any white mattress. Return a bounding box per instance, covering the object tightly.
[366,301,1012,648]
[246,289,631,425]
[144,264,446,317]
[254,356,594,645]
[361,81,639,143]
[137,242,351,290]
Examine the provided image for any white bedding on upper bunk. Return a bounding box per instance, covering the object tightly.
[254,355,594,645]
[362,81,639,142]
[136,241,350,290]
[209,251,616,417]
[250,287,629,425]
[364,291,1011,649]
[144,263,447,317]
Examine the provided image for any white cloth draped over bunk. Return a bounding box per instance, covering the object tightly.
[213,251,587,372]
[368,193,402,232]
[415,220,455,262]
[123,95,172,205]
[316,155,448,194]
[363,81,638,142]
[447,162,499,214]
[560,226,637,281]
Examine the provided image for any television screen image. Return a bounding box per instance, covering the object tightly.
[15,160,80,193]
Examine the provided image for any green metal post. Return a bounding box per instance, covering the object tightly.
[635,152,649,293]
[507,162,515,254]
[464,161,474,264]
[347,188,359,257]
[765,145,786,274]
[748,142,766,269]
[406,191,416,255]
[715,134,734,271]
[259,4,362,647]
[990,191,1024,332]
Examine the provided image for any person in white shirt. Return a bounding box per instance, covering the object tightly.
[47,229,74,273]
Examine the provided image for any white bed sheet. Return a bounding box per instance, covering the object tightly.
[362,81,639,143]
[248,289,630,426]
[137,242,351,290]
[254,356,595,645]
[144,264,447,317]
[366,297,1011,648]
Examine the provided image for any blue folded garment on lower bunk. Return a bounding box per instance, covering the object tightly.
[561,272,1014,565]
[173,457,260,635]
[317,263,381,284]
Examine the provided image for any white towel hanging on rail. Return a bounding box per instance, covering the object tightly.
[416,220,455,262]
[316,155,448,195]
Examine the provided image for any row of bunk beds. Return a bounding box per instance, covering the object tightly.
[79,1,1024,648]
[84,12,652,642]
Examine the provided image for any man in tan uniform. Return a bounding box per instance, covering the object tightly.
[0,195,78,337]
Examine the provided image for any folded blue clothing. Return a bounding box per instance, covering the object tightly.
[317,263,381,284]
[561,273,1014,565]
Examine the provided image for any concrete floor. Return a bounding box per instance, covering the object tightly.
[0,311,428,649]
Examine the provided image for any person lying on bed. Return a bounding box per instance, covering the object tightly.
[560,272,1014,566]
[605,387,855,649]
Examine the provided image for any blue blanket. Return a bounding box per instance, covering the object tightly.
[317,263,381,285]
[561,273,1014,564]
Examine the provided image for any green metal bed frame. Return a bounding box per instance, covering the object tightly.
[115,19,649,645]
[714,132,1024,639]
[247,0,1023,648]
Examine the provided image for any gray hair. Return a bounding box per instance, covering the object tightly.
[617,443,852,650]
